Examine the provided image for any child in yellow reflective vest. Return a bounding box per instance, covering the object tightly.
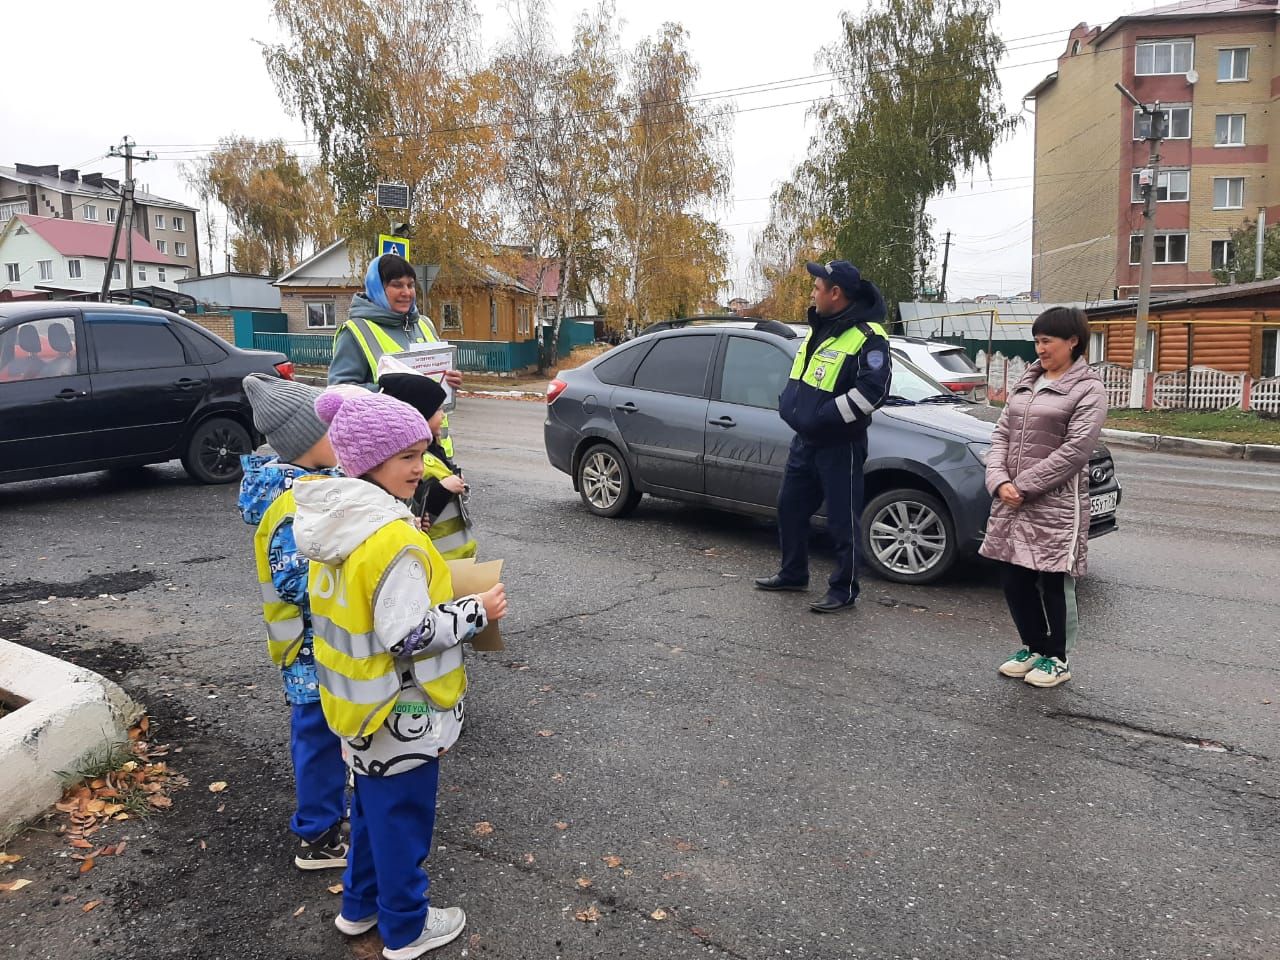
[379,371,478,559]
[293,387,506,959]
[238,374,349,872]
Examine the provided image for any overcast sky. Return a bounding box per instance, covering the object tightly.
[1,0,1147,300]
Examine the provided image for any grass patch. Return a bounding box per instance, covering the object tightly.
[57,740,133,785]
[1106,409,1280,445]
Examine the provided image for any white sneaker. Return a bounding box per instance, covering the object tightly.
[997,648,1038,678]
[382,906,467,959]
[1024,656,1071,688]
[334,912,377,936]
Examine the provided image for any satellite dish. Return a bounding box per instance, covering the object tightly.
[1186,69,1199,85]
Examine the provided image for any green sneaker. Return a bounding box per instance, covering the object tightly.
[1024,656,1071,688]
[998,648,1038,678]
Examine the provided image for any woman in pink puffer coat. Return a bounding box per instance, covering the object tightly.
[979,307,1108,689]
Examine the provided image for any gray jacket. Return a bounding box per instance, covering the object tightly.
[327,294,440,389]
[979,358,1108,577]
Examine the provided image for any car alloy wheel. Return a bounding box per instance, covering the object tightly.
[867,497,948,578]
[582,450,623,509]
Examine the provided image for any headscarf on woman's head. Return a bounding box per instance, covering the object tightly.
[363,254,417,314]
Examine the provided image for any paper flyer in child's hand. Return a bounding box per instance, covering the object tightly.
[446,558,504,651]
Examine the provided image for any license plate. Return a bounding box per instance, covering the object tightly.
[1090,491,1118,516]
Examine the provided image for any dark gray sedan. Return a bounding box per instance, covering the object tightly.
[544,320,1120,584]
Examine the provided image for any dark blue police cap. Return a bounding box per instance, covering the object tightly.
[805,260,863,298]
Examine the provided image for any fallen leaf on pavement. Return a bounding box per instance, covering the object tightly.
[662,871,687,881]
[576,877,592,889]
[0,879,33,892]
[79,858,95,874]
[208,781,228,793]
[575,905,600,923]
[148,796,172,809]
[602,855,622,869]
[536,730,554,737]
[70,839,94,850]
[327,883,343,894]
[293,905,306,917]
[523,853,535,865]
[651,908,668,921]
[199,840,207,851]
[216,803,226,813]
[471,821,494,837]
[674,839,695,852]
[554,822,569,831]
[551,772,565,783]
[82,900,102,913]
[0,854,21,864]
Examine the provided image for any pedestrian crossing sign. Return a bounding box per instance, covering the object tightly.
[379,234,411,261]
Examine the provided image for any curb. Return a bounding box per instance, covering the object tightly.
[0,639,143,840]
[1101,427,1280,462]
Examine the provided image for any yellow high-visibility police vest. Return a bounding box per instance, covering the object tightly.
[253,488,306,667]
[308,517,466,739]
[789,321,889,391]
[421,451,477,560]
[337,316,455,458]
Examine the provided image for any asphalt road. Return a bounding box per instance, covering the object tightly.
[1,397,1277,960]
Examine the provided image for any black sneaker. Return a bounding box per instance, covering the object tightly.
[295,824,348,871]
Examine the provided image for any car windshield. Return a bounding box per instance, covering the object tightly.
[889,357,960,403]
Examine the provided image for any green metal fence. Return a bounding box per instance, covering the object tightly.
[253,332,334,366]
[253,332,542,373]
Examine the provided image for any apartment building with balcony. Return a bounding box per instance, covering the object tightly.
[1028,0,1280,307]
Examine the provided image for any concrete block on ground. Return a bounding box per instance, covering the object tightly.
[1243,443,1280,463]
[0,639,143,840]
[1100,428,1159,450]
[1156,436,1245,459]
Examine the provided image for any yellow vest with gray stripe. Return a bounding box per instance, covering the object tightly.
[253,489,306,667]
[422,451,477,560]
[337,315,455,458]
[789,322,889,393]
[308,520,466,738]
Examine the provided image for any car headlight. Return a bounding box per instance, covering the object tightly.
[967,442,992,465]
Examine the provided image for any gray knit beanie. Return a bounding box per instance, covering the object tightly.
[242,374,329,463]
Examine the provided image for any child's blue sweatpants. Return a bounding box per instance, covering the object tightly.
[341,760,440,950]
[288,701,347,842]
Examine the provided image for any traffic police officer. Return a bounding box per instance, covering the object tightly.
[754,260,892,613]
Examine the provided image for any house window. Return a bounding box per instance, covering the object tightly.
[175,241,187,257]
[154,214,165,229]
[0,199,29,222]
[138,266,147,282]
[67,259,82,279]
[305,301,336,328]
[1215,114,1246,146]
[105,207,116,223]
[1088,331,1105,362]
[1262,329,1279,377]
[83,204,97,221]
[517,305,531,336]
[1131,169,1189,202]
[1212,240,1237,271]
[1134,106,1190,140]
[1071,40,1081,56]
[490,297,498,334]
[1129,233,1187,265]
[440,301,462,331]
[1213,177,1244,210]
[158,267,167,282]
[1135,39,1193,76]
[38,259,53,280]
[4,263,19,282]
[155,240,167,254]
[112,263,122,281]
[172,216,184,231]
[1218,48,1249,82]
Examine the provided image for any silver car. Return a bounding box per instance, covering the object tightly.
[544,320,1120,584]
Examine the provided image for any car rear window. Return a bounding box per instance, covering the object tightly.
[174,323,229,363]
[930,348,979,374]
[632,334,715,397]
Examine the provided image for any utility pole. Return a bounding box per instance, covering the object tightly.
[939,230,952,303]
[1116,84,1164,408]
[106,136,155,302]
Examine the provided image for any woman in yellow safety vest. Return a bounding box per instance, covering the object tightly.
[328,253,462,458]
[294,387,506,957]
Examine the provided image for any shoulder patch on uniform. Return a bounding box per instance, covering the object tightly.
[866,350,886,370]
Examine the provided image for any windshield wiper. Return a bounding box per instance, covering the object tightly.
[883,395,916,406]
[917,393,967,405]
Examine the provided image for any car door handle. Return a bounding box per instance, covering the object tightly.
[708,415,736,428]
[55,387,87,400]
[173,378,201,390]
[614,402,637,413]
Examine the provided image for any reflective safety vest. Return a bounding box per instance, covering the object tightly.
[422,451,477,560]
[788,321,889,391]
[308,520,466,739]
[337,316,454,458]
[253,488,306,667]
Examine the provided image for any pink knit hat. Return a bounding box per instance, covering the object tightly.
[314,388,432,478]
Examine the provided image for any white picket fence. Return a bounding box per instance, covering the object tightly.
[973,352,1279,412]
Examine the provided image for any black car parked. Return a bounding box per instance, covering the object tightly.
[0,302,292,485]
